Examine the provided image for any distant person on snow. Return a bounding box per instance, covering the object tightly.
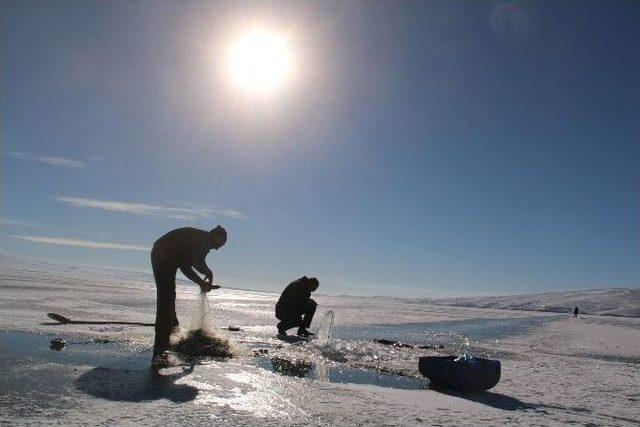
[573,306,579,318]
[150,226,227,362]
[276,276,319,338]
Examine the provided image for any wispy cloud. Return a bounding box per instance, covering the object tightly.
[54,196,248,220]
[13,235,149,251]
[0,217,48,228]
[208,209,248,220]
[7,151,86,169]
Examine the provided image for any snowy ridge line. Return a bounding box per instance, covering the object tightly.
[1,254,637,317]
[418,288,640,318]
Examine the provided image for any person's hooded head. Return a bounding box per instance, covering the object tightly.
[305,276,319,292]
[209,225,227,250]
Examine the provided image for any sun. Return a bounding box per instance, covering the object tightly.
[227,30,293,93]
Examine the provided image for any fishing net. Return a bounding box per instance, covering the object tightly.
[172,292,234,359]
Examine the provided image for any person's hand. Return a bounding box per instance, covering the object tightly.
[200,283,221,293]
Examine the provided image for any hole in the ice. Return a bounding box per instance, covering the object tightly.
[255,356,429,390]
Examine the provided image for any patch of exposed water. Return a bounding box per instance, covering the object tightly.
[254,356,428,390]
[1,331,429,391]
[0,331,150,370]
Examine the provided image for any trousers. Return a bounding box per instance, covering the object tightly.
[276,299,317,332]
[151,250,179,357]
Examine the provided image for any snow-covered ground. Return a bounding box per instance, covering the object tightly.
[1,255,639,426]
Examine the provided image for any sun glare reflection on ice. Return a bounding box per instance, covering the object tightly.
[227,30,293,94]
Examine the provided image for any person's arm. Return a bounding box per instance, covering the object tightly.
[179,265,220,292]
[193,260,213,284]
[190,231,214,285]
[290,285,312,313]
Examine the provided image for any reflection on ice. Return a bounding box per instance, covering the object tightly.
[192,369,306,419]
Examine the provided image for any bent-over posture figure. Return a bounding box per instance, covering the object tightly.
[151,226,227,360]
[275,276,319,338]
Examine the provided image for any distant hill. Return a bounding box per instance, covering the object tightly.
[1,254,637,317]
[418,288,640,318]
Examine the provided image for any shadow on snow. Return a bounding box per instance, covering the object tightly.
[75,365,198,403]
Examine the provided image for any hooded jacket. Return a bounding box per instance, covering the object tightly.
[276,277,314,315]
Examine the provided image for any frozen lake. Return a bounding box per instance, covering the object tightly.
[1,257,639,425]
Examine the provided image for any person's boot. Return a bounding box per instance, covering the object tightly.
[297,327,314,338]
[277,323,287,337]
[151,351,171,369]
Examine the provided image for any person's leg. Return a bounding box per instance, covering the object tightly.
[153,266,177,358]
[297,299,317,336]
[277,315,302,334]
[170,279,179,329]
[153,282,172,357]
[301,299,317,329]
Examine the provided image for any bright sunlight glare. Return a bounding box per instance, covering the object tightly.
[227,30,293,93]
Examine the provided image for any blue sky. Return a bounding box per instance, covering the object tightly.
[1,0,638,296]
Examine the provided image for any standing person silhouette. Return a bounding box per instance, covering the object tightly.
[573,306,579,318]
[275,276,319,338]
[150,225,227,365]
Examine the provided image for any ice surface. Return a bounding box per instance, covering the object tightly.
[1,254,639,426]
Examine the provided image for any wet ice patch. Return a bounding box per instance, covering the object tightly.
[255,356,428,390]
[192,367,306,419]
[0,331,150,370]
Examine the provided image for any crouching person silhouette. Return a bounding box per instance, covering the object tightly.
[150,226,227,366]
[275,276,319,338]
